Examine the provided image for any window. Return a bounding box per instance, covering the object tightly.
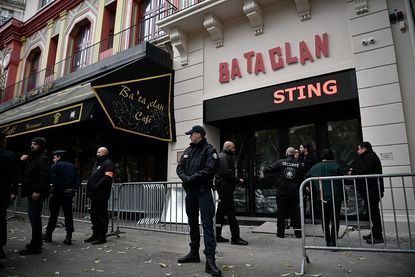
[25,48,41,92]
[39,0,54,9]
[70,21,91,72]
[100,1,117,53]
[131,0,161,44]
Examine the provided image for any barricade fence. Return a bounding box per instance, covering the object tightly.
[7,182,191,236]
[299,173,415,275]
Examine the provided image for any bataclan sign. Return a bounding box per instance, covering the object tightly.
[218,33,329,84]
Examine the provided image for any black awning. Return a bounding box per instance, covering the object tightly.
[91,58,176,142]
[0,84,95,137]
[204,69,358,123]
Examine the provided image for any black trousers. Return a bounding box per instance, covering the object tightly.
[276,194,300,236]
[27,196,44,248]
[0,192,10,247]
[46,190,74,234]
[185,187,216,258]
[367,195,383,239]
[322,200,341,245]
[90,197,109,238]
[216,188,240,239]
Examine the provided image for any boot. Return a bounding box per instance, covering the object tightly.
[177,250,200,263]
[91,236,107,245]
[42,232,52,242]
[19,244,42,256]
[83,234,96,243]
[205,258,222,276]
[0,247,5,259]
[63,232,72,245]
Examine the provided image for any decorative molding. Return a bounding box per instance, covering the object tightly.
[203,14,224,48]
[170,28,188,66]
[60,10,68,21]
[294,0,311,21]
[354,0,368,15]
[47,19,54,29]
[243,0,263,36]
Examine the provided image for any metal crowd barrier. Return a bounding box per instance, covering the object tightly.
[299,173,415,275]
[7,182,191,235]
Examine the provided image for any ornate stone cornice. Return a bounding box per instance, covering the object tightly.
[294,0,311,21]
[203,14,224,48]
[243,0,264,36]
[170,28,188,66]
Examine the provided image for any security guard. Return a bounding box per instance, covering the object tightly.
[85,147,114,245]
[43,150,79,245]
[176,125,221,277]
[264,147,304,238]
[215,141,248,245]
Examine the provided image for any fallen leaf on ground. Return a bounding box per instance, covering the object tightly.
[245,264,253,267]
[159,263,167,268]
[281,273,290,277]
[105,250,112,253]
[94,259,100,264]
[144,260,152,264]
[347,269,353,273]
[96,269,104,272]
[54,272,60,275]
[41,258,47,262]
[311,274,323,277]
[165,273,172,276]
[357,257,366,261]
[222,265,235,271]
[118,251,126,254]
[177,263,182,267]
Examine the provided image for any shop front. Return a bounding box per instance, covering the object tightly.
[0,50,175,182]
[205,69,362,216]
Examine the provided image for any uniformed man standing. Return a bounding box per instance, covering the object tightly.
[176,125,221,277]
[43,150,79,245]
[264,147,304,238]
[215,141,248,245]
[85,147,114,245]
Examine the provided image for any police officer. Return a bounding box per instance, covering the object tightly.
[264,147,304,238]
[215,141,248,245]
[176,125,221,277]
[43,150,80,245]
[0,133,18,260]
[19,137,51,255]
[85,147,114,245]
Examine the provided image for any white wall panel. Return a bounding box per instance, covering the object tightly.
[174,90,203,109]
[174,77,203,96]
[349,10,390,36]
[373,144,411,166]
[355,46,396,70]
[175,63,203,83]
[358,83,402,107]
[174,105,203,122]
[360,103,404,126]
[347,0,388,20]
[352,28,393,54]
[356,64,399,89]
[362,123,408,145]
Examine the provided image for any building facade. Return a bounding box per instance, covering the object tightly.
[158,0,415,217]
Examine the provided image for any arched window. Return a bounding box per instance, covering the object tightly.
[25,48,41,92]
[69,20,91,72]
[131,0,159,45]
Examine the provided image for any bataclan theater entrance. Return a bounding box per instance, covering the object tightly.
[204,69,363,217]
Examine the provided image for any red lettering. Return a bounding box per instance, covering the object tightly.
[219,62,229,83]
[244,51,255,74]
[307,83,321,97]
[254,53,266,75]
[285,42,298,64]
[268,46,284,71]
[323,80,337,94]
[285,87,296,101]
[273,90,285,104]
[315,33,329,58]
[231,58,242,80]
[299,41,314,65]
[297,85,306,100]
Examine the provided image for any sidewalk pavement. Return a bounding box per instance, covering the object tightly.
[1,217,414,277]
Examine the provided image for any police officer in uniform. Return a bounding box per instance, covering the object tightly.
[215,141,248,245]
[176,125,221,277]
[85,147,114,245]
[43,150,80,245]
[264,147,304,238]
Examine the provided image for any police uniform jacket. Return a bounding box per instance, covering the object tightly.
[177,138,218,189]
[51,160,80,192]
[21,150,51,198]
[86,156,114,199]
[0,147,18,195]
[215,150,238,192]
[264,155,304,196]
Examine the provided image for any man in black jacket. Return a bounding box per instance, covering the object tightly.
[264,147,304,238]
[85,147,114,245]
[349,141,384,244]
[43,150,80,245]
[19,137,51,255]
[176,125,221,277]
[0,133,18,260]
[215,141,247,245]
